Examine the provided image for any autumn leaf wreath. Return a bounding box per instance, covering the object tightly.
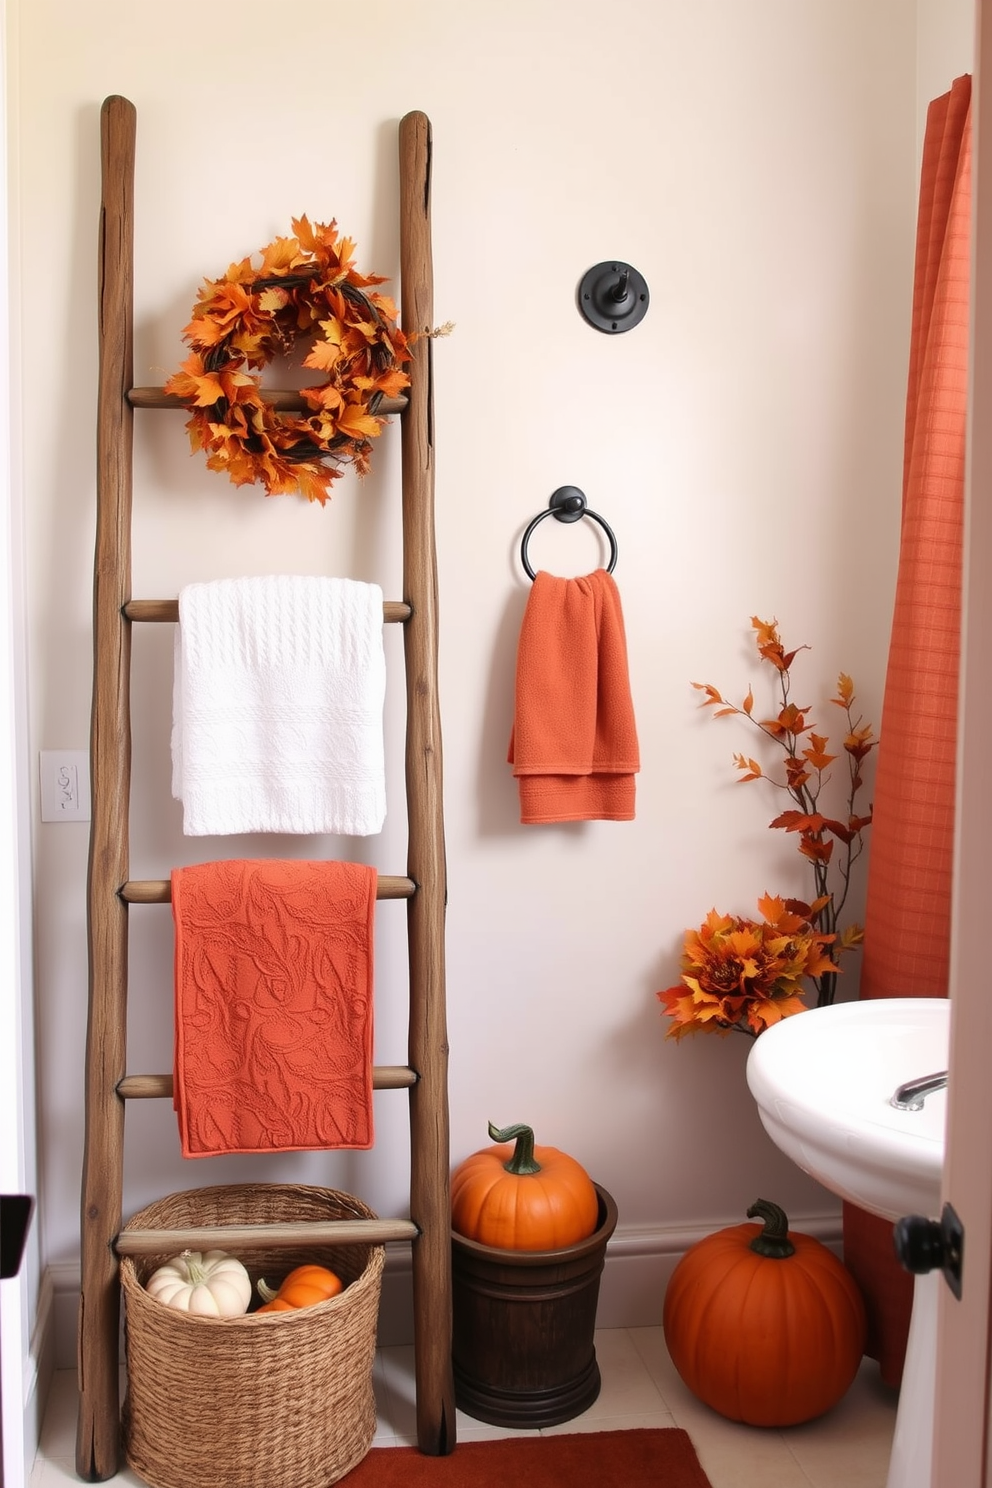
[165,216,413,505]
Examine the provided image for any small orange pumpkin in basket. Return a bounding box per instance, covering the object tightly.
[256,1263,344,1313]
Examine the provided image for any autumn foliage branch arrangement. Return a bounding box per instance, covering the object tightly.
[165,216,412,505]
[658,617,878,1040]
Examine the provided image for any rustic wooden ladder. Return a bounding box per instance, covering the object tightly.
[76,95,455,1479]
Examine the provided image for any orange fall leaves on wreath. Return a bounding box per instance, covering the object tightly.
[164,216,413,506]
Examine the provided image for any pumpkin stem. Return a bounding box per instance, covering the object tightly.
[183,1252,209,1285]
[488,1121,542,1176]
[257,1278,278,1302]
[746,1198,796,1258]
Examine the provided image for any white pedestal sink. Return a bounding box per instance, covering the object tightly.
[746,997,949,1488]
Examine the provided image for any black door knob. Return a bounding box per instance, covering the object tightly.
[893,1214,945,1274]
[892,1202,964,1298]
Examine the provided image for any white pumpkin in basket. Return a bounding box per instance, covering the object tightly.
[145,1249,252,1317]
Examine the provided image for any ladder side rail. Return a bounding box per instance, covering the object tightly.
[77,93,137,1482]
[398,109,456,1457]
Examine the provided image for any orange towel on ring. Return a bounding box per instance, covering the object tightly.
[171,858,376,1158]
[508,568,639,823]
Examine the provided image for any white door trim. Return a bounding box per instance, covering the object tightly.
[932,2,992,1483]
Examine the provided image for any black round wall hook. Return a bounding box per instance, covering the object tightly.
[578,261,649,334]
[519,487,619,580]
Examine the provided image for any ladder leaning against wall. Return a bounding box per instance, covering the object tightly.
[76,95,455,1480]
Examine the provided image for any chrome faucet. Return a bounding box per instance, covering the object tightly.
[889,1070,949,1111]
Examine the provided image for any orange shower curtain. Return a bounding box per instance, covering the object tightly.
[841,74,972,1388]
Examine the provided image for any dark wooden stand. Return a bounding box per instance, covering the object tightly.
[451,1185,618,1429]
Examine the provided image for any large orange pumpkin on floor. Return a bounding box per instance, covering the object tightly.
[451,1121,599,1251]
[663,1198,867,1426]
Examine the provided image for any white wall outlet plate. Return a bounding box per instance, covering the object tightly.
[40,751,90,822]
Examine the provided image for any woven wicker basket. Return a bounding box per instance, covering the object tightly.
[120,1184,384,1488]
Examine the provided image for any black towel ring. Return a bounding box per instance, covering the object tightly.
[519,487,618,581]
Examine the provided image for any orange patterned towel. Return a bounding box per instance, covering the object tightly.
[508,568,640,823]
[171,859,376,1158]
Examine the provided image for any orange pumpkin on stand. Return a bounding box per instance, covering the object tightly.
[451,1121,599,1251]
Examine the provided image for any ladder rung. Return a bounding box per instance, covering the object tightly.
[128,387,409,416]
[121,875,415,904]
[115,1217,418,1256]
[124,598,411,624]
[117,1066,417,1099]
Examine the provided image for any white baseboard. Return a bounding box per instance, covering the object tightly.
[14,1266,55,1473]
[48,1261,81,1372]
[45,1209,842,1371]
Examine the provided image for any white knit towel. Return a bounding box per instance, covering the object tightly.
[171,575,387,836]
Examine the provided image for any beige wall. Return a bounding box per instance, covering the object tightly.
[10,0,933,1304]
[919,0,976,140]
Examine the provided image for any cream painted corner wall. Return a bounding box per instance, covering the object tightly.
[10,0,925,1338]
[918,0,977,140]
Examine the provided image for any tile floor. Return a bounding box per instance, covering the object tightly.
[32,1326,898,1487]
